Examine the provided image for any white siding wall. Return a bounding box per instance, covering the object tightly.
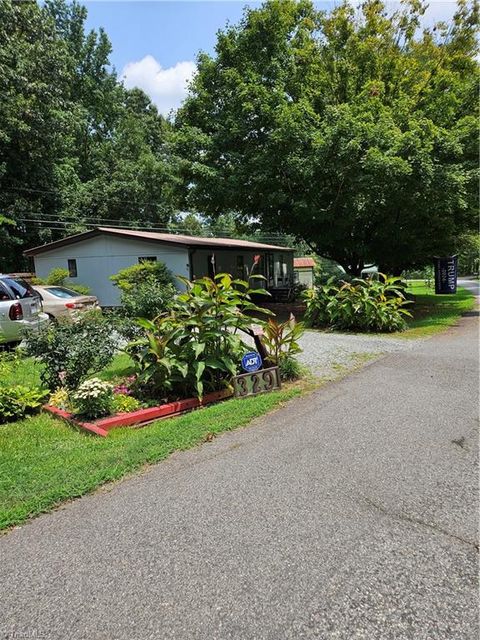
[33,235,190,306]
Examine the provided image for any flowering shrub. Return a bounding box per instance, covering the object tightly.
[73,378,114,419]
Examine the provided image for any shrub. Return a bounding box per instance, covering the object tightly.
[73,378,114,419]
[128,273,272,399]
[304,275,412,333]
[303,277,340,326]
[36,267,91,295]
[0,385,46,424]
[110,261,176,319]
[120,280,176,319]
[112,393,141,414]
[110,261,174,292]
[23,311,117,390]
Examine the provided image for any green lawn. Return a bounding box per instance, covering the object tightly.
[1,351,134,389]
[0,381,307,530]
[403,282,476,338]
[1,282,475,530]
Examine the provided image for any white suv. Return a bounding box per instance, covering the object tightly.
[0,275,50,347]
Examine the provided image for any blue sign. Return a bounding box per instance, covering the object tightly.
[241,351,262,373]
[434,256,458,294]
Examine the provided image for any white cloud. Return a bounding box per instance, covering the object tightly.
[122,55,196,116]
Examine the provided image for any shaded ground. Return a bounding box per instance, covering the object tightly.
[1,314,478,640]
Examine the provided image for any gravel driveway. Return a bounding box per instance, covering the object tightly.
[297,330,415,379]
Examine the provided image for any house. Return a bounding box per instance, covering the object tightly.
[293,257,316,288]
[24,227,294,306]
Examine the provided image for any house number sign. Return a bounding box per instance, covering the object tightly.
[233,366,281,398]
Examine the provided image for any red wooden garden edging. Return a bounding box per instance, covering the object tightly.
[43,388,233,437]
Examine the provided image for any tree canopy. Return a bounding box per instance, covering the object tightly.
[176,0,479,274]
[0,0,178,271]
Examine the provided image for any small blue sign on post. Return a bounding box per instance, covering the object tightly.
[241,351,262,373]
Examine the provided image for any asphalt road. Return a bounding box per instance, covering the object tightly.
[1,315,478,640]
[458,278,480,297]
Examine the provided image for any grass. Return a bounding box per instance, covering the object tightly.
[402,282,476,338]
[1,281,475,530]
[0,380,309,531]
[0,351,134,389]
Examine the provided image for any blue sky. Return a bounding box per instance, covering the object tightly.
[83,1,459,115]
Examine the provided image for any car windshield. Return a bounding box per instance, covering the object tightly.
[44,287,79,299]
[2,278,35,299]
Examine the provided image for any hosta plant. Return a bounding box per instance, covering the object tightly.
[73,378,114,420]
[0,386,47,424]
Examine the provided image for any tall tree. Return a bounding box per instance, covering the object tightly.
[0,0,178,271]
[0,0,72,269]
[176,0,479,274]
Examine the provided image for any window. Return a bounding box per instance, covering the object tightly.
[236,255,244,278]
[2,278,34,299]
[68,259,77,278]
[207,254,215,279]
[44,287,78,299]
[138,256,157,264]
[0,283,11,301]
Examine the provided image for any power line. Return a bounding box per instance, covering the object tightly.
[16,219,295,243]
[13,214,292,237]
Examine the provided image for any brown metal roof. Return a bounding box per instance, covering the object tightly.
[24,227,293,256]
[294,257,316,268]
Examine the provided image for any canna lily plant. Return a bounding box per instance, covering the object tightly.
[127,272,273,400]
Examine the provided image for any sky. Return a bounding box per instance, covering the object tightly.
[83,0,460,116]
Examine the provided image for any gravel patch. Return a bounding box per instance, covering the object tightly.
[297,329,417,379]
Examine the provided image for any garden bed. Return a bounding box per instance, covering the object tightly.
[43,388,233,437]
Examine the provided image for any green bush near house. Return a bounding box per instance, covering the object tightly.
[110,261,176,319]
[23,311,117,390]
[110,260,174,292]
[33,267,91,295]
[304,275,412,333]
